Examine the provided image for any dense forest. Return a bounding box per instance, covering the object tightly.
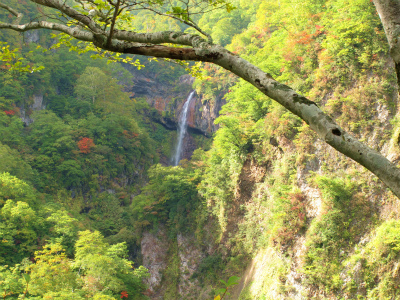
[1,0,400,299]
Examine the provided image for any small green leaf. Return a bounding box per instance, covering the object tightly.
[22,273,30,283]
[226,3,236,13]
[215,288,226,295]
[227,275,240,287]
[219,279,228,286]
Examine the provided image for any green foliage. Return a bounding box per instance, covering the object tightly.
[0,112,25,149]
[0,201,42,265]
[27,243,81,298]
[0,265,24,299]
[75,66,131,113]
[75,66,108,104]
[0,0,398,298]
[344,220,400,299]
[2,91,157,192]
[270,191,307,250]
[0,230,148,299]
[87,192,132,237]
[303,175,356,291]
[0,35,161,298]
[0,42,44,74]
[0,231,149,299]
[197,0,258,46]
[75,230,149,298]
[0,143,35,182]
[0,172,37,208]
[46,209,79,256]
[192,253,224,283]
[200,145,242,234]
[214,275,240,300]
[0,174,46,265]
[132,164,201,234]
[163,239,180,300]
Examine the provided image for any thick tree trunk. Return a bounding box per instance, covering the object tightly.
[373,0,400,85]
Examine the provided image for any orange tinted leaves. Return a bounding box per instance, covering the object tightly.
[4,110,15,115]
[77,137,95,154]
[121,291,128,298]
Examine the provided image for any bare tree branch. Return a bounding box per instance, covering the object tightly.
[30,0,103,34]
[137,5,213,43]
[106,0,121,46]
[0,20,93,41]
[0,2,21,17]
[0,2,23,24]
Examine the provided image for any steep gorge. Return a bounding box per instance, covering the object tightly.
[126,68,225,163]
[2,0,400,299]
[131,1,400,299]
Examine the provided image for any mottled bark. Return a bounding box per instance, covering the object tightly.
[373,0,400,85]
[1,0,400,197]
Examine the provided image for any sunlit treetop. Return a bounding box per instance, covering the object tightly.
[6,0,235,44]
[72,0,235,36]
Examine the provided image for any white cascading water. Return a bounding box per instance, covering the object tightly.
[173,91,195,166]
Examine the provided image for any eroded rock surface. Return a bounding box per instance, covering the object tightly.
[129,74,225,136]
[141,228,169,297]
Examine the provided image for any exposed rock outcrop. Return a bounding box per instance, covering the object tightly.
[128,73,225,136]
[141,228,169,299]
[20,93,46,125]
[141,228,207,300]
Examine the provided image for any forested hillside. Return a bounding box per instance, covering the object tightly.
[1,0,400,299]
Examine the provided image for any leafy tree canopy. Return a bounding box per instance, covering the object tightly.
[1,0,400,197]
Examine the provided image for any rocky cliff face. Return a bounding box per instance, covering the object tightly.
[20,93,46,125]
[126,70,224,163]
[128,72,225,136]
[139,60,400,299]
[141,227,209,300]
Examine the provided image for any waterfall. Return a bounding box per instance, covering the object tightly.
[173,91,195,166]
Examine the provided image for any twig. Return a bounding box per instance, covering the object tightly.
[0,2,23,24]
[106,0,121,46]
